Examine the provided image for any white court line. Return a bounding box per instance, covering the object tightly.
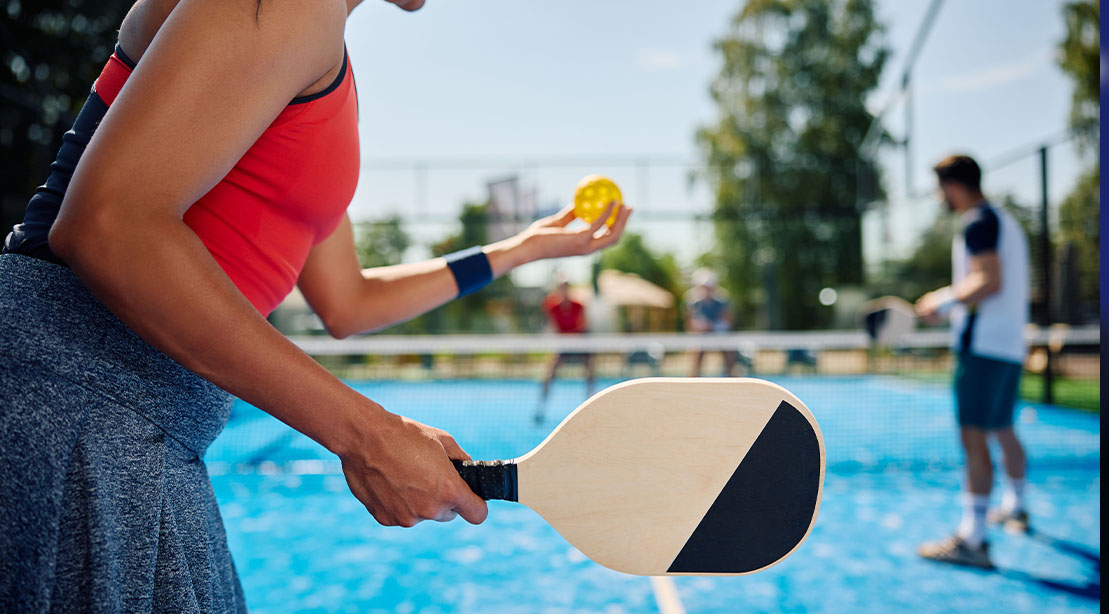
[650,576,687,614]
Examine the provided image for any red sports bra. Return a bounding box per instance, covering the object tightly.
[93,47,360,315]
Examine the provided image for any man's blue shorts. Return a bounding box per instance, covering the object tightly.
[954,351,1023,430]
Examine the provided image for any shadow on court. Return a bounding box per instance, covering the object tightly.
[985,528,1102,601]
[1009,529,1100,600]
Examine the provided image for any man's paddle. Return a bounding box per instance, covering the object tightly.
[858,296,917,345]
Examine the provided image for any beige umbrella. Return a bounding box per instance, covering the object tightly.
[595,270,675,308]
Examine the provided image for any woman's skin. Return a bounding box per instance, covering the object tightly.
[48,0,630,528]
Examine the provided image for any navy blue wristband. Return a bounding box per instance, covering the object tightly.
[445,246,494,297]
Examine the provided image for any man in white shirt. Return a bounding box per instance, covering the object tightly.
[915,155,1031,568]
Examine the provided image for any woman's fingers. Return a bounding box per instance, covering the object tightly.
[437,431,471,461]
[539,204,577,228]
[451,484,490,525]
[590,205,632,249]
[340,416,489,528]
[585,201,618,235]
[434,431,487,523]
[553,204,578,227]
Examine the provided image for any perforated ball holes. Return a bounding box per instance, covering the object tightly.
[573,175,623,226]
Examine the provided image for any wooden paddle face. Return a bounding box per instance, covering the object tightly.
[514,378,824,576]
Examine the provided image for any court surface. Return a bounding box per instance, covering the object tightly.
[208,376,1100,614]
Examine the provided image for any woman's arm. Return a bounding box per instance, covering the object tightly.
[49,0,484,527]
[298,204,631,338]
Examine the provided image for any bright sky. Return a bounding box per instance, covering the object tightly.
[343,0,1086,284]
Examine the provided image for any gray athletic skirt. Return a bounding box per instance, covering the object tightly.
[0,254,246,613]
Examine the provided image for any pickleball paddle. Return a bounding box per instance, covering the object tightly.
[858,296,917,345]
[453,377,824,576]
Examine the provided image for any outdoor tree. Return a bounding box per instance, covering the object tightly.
[1058,0,1100,152]
[354,215,411,269]
[882,215,956,306]
[1,0,132,233]
[1056,0,1099,318]
[425,202,517,333]
[697,0,888,329]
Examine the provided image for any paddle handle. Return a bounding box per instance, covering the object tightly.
[452,459,518,502]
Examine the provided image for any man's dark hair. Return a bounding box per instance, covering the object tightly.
[933,155,982,192]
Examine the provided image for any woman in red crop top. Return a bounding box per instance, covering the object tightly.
[0,1,630,611]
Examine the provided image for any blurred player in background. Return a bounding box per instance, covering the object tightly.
[684,269,738,377]
[535,275,594,424]
[915,155,1031,568]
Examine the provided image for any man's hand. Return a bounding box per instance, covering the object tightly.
[340,408,488,528]
[914,290,948,325]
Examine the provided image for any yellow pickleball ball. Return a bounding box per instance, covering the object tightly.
[573,174,623,226]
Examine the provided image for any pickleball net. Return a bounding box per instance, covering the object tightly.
[207,327,1100,475]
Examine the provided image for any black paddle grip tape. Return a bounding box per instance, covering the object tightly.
[452,460,518,502]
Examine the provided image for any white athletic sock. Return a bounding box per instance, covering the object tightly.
[956,494,990,548]
[1000,478,1027,513]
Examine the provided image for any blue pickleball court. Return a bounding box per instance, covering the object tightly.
[209,376,1100,614]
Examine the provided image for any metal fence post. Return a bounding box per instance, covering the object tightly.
[1039,146,1054,405]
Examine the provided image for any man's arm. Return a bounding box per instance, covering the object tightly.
[955,251,1002,302]
[916,207,1002,320]
[916,250,1002,322]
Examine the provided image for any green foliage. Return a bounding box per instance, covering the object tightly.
[1055,0,1099,321]
[598,233,684,299]
[1058,0,1100,155]
[1,0,133,232]
[1058,167,1100,312]
[879,214,956,303]
[416,202,517,333]
[697,0,889,329]
[430,203,491,258]
[1020,373,1101,413]
[354,215,410,269]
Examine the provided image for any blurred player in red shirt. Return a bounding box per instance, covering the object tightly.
[535,276,595,424]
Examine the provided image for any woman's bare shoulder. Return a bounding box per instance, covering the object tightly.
[118,0,346,68]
